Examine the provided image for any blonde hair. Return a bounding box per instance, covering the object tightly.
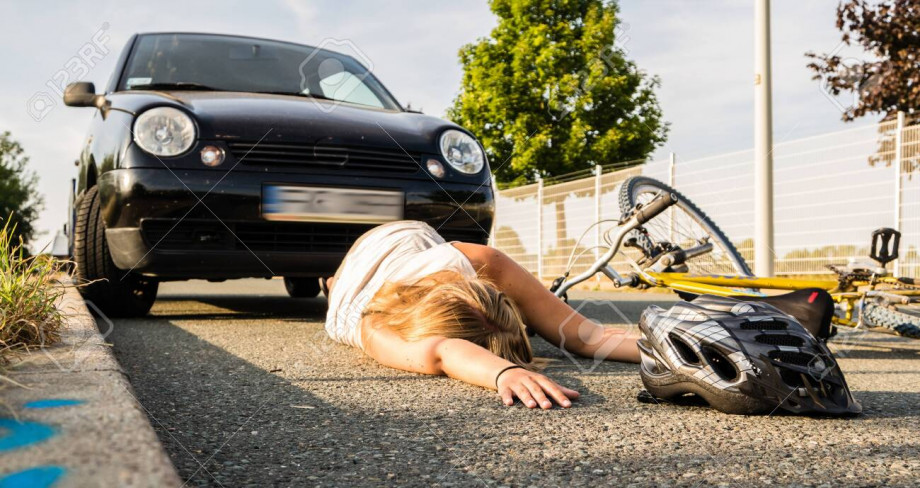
[362,270,540,369]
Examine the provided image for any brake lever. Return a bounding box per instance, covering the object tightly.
[556,192,678,296]
[645,242,714,273]
[549,275,569,303]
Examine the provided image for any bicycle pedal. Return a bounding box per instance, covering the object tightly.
[870,228,900,266]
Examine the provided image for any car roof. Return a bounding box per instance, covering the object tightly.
[134,32,360,64]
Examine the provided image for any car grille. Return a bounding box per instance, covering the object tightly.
[228,141,421,173]
[141,219,375,253]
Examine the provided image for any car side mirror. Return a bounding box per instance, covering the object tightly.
[63,82,105,108]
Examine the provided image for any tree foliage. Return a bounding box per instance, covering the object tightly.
[0,132,44,246]
[448,0,668,187]
[806,0,920,122]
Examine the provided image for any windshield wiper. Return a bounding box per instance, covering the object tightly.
[129,82,225,91]
[129,84,338,101]
[254,90,335,101]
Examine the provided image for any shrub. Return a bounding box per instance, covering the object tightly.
[0,215,65,359]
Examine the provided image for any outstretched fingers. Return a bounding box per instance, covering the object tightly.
[512,384,538,408]
[496,369,579,409]
[499,386,515,406]
[535,376,577,407]
[524,378,554,409]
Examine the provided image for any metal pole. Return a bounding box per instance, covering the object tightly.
[536,177,544,281]
[668,152,676,187]
[893,111,905,276]
[668,153,676,243]
[595,165,602,283]
[754,0,775,277]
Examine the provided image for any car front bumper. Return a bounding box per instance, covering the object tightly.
[97,168,493,279]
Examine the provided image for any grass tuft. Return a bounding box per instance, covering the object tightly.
[0,215,67,361]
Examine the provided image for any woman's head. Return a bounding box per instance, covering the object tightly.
[362,270,537,368]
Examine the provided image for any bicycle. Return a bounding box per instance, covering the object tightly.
[548,176,920,339]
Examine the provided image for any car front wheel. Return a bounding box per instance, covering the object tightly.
[72,186,158,317]
[284,277,321,298]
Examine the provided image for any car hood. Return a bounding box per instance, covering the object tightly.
[108,91,463,153]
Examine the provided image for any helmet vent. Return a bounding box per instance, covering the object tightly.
[780,369,805,388]
[755,334,805,347]
[740,320,787,331]
[769,350,814,366]
[701,347,739,382]
[668,333,700,364]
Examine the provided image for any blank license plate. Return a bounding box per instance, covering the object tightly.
[262,185,404,224]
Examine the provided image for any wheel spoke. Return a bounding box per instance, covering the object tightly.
[620,178,750,276]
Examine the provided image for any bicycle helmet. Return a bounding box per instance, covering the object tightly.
[637,295,861,416]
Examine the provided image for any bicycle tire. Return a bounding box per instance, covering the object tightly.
[618,176,753,276]
[862,302,920,338]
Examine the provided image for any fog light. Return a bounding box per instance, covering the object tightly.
[200,145,225,167]
[426,158,445,178]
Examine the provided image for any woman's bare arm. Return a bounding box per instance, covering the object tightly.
[361,319,578,408]
[454,243,640,363]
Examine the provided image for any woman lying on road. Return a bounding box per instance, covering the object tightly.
[323,220,640,409]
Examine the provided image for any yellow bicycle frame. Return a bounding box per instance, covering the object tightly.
[639,272,914,328]
[644,272,839,297]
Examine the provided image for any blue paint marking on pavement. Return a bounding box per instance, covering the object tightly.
[23,399,85,409]
[0,466,66,488]
[0,419,56,452]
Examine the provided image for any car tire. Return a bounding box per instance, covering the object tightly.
[73,186,158,317]
[284,277,321,298]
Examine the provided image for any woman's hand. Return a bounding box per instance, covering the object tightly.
[364,332,580,409]
[497,368,580,409]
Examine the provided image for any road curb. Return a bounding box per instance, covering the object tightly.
[0,283,182,487]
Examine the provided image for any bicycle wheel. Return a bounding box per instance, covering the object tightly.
[618,176,752,276]
[862,302,920,338]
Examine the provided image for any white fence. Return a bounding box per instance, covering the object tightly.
[492,115,920,279]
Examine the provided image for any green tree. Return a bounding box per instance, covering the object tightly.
[0,131,44,246]
[448,0,668,187]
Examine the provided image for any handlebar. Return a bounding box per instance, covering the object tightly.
[552,192,678,298]
[635,192,678,225]
[646,242,714,273]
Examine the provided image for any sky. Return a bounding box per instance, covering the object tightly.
[0,0,878,251]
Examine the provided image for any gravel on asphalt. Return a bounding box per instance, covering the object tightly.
[109,279,920,487]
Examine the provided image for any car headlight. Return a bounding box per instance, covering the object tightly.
[439,130,485,174]
[133,107,196,157]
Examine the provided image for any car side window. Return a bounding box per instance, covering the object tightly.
[315,71,385,109]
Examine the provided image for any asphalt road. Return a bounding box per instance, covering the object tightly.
[109,279,920,487]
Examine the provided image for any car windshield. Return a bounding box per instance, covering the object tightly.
[118,33,399,110]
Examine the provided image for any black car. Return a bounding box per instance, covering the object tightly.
[64,32,494,317]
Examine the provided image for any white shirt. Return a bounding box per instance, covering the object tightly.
[324,221,477,350]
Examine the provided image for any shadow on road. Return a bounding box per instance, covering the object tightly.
[150,295,327,321]
[853,391,920,418]
[111,318,496,487]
